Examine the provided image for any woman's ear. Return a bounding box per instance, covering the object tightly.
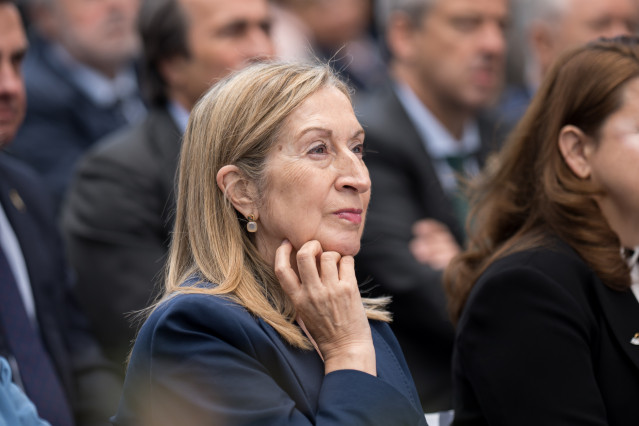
[558,125,593,179]
[216,165,258,217]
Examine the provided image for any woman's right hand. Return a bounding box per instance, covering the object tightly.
[275,239,376,376]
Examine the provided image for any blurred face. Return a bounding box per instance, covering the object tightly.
[408,0,508,112]
[50,0,140,76]
[0,4,27,147]
[170,0,274,110]
[587,77,639,247]
[301,0,371,48]
[255,86,371,262]
[536,0,639,77]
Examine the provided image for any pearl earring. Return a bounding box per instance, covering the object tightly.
[246,215,258,233]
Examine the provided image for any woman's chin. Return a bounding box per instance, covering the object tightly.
[320,241,361,257]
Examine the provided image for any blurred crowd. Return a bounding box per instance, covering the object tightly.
[1,0,639,425]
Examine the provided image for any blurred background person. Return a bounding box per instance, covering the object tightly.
[62,0,274,377]
[114,61,427,426]
[492,0,639,143]
[446,36,639,425]
[7,0,144,212]
[270,0,387,92]
[354,0,508,417]
[0,2,122,425]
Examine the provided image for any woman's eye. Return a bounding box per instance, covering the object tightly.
[308,143,327,155]
[352,143,365,156]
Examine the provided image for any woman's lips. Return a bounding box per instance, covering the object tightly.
[335,209,363,225]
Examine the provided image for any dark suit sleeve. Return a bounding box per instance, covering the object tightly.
[453,266,608,426]
[62,142,169,371]
[116,299,427,426]
[357,139,455,411]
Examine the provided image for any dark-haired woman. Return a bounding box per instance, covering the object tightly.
[446,37,639,426]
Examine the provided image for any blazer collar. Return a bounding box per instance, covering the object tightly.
[593,280,639,371]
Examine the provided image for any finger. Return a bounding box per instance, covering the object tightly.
[319,251,341,285]
[274,240,301,297]
[413,218,448,236]
[338,255,357,285]
[296,240,323,288]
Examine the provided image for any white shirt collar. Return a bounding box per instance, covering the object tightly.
[167,101,190,134]
[393,81,480,159]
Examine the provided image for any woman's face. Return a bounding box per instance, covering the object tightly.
[588,77,639,247]
[254,86,371,263]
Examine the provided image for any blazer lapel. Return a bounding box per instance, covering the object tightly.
[257,318,324,415]
[593,281,639,371]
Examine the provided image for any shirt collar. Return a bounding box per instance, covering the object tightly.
[167,100,190,134]
[47,43,140,108]
[393,81,480,159]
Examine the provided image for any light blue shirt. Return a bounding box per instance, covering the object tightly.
[47,43,146,124]
[0,199,36,324]
[167,101,190,134]
[394,82,480,193]
[0,357,50,426]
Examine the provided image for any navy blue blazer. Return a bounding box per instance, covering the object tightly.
[0,153,122,425]
[114,290,428,426]
[452,237,639,425]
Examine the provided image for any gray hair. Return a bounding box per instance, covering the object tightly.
[375,0,437,35]
[518,0,570,31]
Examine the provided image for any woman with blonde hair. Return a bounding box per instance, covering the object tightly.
[113,61,427,426]
[446,36,639,425]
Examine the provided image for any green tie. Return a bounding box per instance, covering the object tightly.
[445,155,470,236]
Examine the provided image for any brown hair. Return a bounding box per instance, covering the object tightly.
[445,37,639,322]
[157,61,389,349]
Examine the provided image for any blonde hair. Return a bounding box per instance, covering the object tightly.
[161,61,390,349]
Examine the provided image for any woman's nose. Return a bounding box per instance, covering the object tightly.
[335,152,371,193]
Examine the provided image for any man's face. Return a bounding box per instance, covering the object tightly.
[168,0,274,110]
[537,0,639,76]
[0,4,27,147]
[407,0,508,113]
[50,0,141,76]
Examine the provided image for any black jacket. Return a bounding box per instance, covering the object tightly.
[453,237,639,425]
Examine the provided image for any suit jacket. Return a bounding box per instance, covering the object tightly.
[453,237,639,426]
[62,107,182,376]
[8,33,142,212]
[353,81,497,412]
[0,153,122,426]
[113,290,428,426]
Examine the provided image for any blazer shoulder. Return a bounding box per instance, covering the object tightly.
[462,242,601,332]
[484,243,598,295]
[144,292,259,342]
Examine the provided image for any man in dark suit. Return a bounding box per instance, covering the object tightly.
[354,0,508,414]
[61,0,274,377]
[7,0,145,212]
[0,2,121,425]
